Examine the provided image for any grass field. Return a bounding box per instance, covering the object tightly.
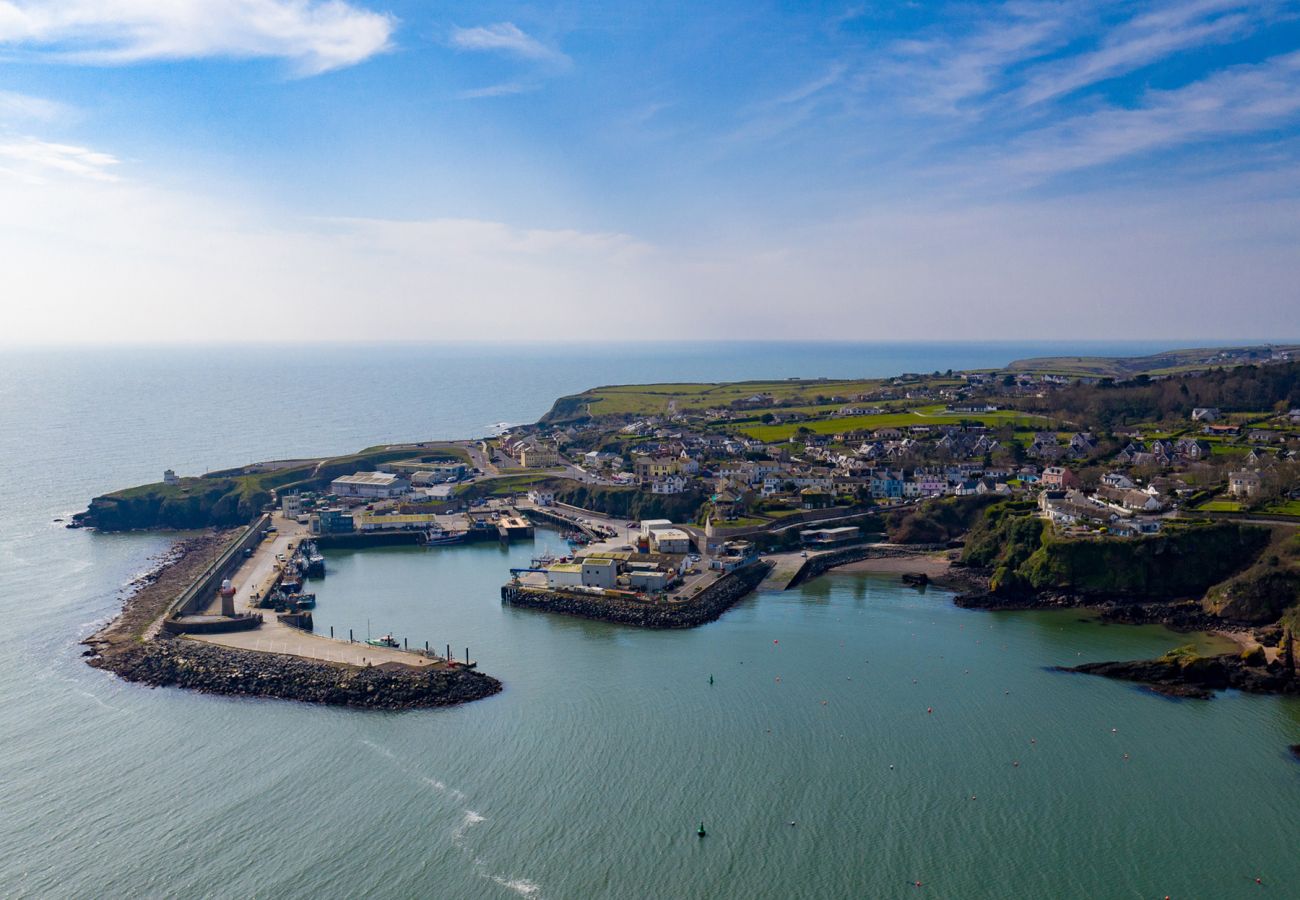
[740,406,1050,441]
[715,516,770,528]
[1197,499,1243,512]
[454,474,553,497]
[545,376,978,421]
[1260,500,1300,517]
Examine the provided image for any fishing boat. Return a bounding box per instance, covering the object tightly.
[425,526,464,546]
[301,543,326,577]
[365,633,400,649]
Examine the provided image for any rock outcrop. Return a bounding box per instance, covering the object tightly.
[1060,647,1299,700]
[92,638,501,710]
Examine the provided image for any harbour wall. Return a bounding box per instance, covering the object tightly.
[161,614,263,635]
[501,561,772,629]
[784,543,950,591]
[171,514,271,617]
[316,525,529,551]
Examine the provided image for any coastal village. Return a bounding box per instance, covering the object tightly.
[76,346,1300,708]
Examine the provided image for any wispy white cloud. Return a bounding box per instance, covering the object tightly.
[881,4,1078,115]
[721,65,848,147]
[0,136,118,182]
[1002,50,1300,179]
[1016,0,1272,106]
[0,89,69,122]
[449,22,569,66]
[458,81,538,100]
[0,0,394,74]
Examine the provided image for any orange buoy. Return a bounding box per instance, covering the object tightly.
[927,707,933,714]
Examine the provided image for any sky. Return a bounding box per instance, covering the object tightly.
[1,0,1299,343]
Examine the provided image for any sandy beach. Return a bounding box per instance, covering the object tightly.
[832,551,954,579]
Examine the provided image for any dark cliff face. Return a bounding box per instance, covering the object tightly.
[961,501,1273,606]
[75,480,268,531]
[1017,524,1271,599]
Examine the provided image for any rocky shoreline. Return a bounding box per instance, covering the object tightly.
[91,638,501,709]
[954,572,1229,632]
[1059,651,1299,701]
[502,561,772,628]
[85,532,503,710]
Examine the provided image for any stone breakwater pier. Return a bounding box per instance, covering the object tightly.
[501,561,773,628]
[84,524,501,710]
[97,639,501,709]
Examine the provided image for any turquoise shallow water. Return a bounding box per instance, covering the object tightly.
[1,343,1297,899]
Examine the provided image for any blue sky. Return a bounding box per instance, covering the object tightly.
[2,0,1299,342]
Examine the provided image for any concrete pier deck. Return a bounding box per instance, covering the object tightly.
[193,517,447,669]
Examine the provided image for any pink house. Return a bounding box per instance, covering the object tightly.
[1041,466,1079,490]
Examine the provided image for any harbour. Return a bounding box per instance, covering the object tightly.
[6,343,1300,898]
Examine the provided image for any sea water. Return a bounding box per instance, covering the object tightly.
[1,342,1296,899]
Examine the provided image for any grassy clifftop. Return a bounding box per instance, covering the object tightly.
[77,445,465,531]
[1018,523,1270,599]
[963,504,1273,604]
[538,378,895,424]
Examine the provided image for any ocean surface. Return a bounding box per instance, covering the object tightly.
[1,341,1297,899]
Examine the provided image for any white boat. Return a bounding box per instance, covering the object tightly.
[424,527,464,546]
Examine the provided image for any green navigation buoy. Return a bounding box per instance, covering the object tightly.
[697,821,706,837]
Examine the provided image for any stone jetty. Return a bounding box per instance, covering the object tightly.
[93,638,500,710]
[502,561,772,628]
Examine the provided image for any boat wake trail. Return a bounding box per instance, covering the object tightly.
[485,873,542,897]
[359,739,544,897]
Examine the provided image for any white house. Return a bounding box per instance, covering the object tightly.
[1228,470,1263,498]
[650,474,690,494]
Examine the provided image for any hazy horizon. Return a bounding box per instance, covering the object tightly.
[5,337,1299,352]
[2,2,1299,342]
